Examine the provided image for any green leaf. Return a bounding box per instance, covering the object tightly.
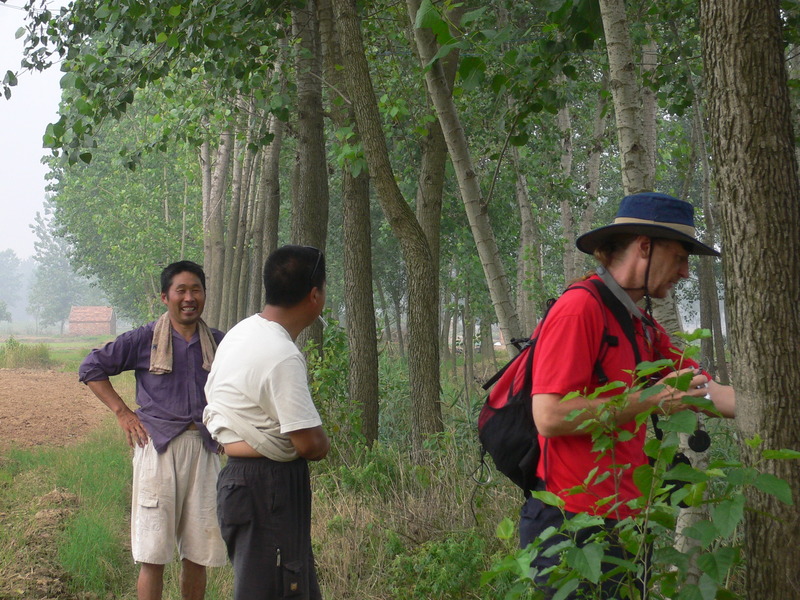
[79,152,93,164]
[461,7,487,26]
[574,31,595,50]
[662,462,708,484]
[763,448,800,460]
[592,380,626,395]
[634,464,654,495]
[698,572,720,600]
[562,64,578,80]
[530,490,565,508]
[677,328,712,343]
[710,494,745,538]
[168,4,182,17]
[496,517,515,540]
[3,70,18,87]
[15,27,25,40]
[458,56,485,91]
[60,72,77,90]
[415,0,446,35]
[509,132,529,146]
[565,542,603,583]
[683,520,717,548]
[656,410,697,434]
[156,32,168,43]
[752,472,794,505]
[745,434,763,449]
[696,547,738,584]
[552,578,579,600]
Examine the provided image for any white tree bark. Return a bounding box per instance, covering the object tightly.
[407,0,523,351]
[599,0,651,194]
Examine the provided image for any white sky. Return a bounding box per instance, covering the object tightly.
[0,1,64,261]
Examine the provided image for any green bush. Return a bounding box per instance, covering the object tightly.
[387,532,488,599]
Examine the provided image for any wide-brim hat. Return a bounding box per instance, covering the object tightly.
[576,192,720,257]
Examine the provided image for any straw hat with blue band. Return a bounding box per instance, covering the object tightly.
[576,192,720,257]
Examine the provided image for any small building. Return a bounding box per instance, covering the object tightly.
[68,306,116,337]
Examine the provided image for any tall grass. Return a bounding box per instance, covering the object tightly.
[0,336,53,368]
[0,335,112,371]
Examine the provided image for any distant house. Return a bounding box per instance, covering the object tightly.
[68,306,117,337]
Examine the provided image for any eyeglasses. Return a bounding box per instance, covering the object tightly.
[307,246,323,290]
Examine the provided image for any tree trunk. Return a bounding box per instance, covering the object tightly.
[292,0,330,355]
[598,0,652,194]
[510,144,541,335]
[701,2,800,596]
[375,277,393,353]
[691,98,731,384]
[478,310,496,374]
[320,0,380,445]
[407,0,523,352]
[291,0,330,250]
[462,288,475,404]
[391,288,406,361]
[450,302,458,379]
[332,0,443,458]
[572,82,609,280]
[641,39,658,181]
[556,84,580,285]
[235,142,258,323]
[202,129,233,329]
[219,130,245,331]
[342,166,379,444]
[440,304,451,362]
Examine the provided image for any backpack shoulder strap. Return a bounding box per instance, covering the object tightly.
[585,278,642,366]
[583,279,671,437]
[564,281,621,384]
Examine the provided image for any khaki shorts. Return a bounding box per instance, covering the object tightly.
[131,430,227,566]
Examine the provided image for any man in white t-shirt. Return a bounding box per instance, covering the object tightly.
[204,245,330,600]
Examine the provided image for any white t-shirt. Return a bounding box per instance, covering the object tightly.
[203,314,322,462]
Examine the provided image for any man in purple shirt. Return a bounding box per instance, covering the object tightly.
[79,261,226,600]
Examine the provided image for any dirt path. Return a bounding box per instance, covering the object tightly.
[0,369,110,453]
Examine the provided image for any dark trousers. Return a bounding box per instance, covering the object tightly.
[217,456,321,600]
[520,495,649,599]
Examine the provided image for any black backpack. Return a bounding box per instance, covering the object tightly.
[477,279,624,494]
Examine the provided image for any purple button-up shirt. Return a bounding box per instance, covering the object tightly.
[79,320,224,454]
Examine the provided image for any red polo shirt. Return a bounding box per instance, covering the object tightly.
[531,276,698,519]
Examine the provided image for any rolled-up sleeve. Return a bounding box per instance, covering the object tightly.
[79,327,147,383]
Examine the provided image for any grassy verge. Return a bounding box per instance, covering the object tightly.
[0,335,113,372]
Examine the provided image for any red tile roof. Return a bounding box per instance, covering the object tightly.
[68,306,115,323]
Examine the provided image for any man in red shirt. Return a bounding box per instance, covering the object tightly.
[523,192,735,597]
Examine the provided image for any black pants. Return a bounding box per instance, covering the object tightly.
[519,495,650,599]
[217,456,321,600]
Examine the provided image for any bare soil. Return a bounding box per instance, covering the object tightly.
[0,369,110,600]
[0,369,109,453]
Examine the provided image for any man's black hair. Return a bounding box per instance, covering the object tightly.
[263,245,326,308]
[160,260,207,294]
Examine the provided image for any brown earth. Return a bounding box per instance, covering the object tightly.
[0,369,111,600]
[0,369,109,453]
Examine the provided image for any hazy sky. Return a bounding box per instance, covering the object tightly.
[0,1,64,261]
